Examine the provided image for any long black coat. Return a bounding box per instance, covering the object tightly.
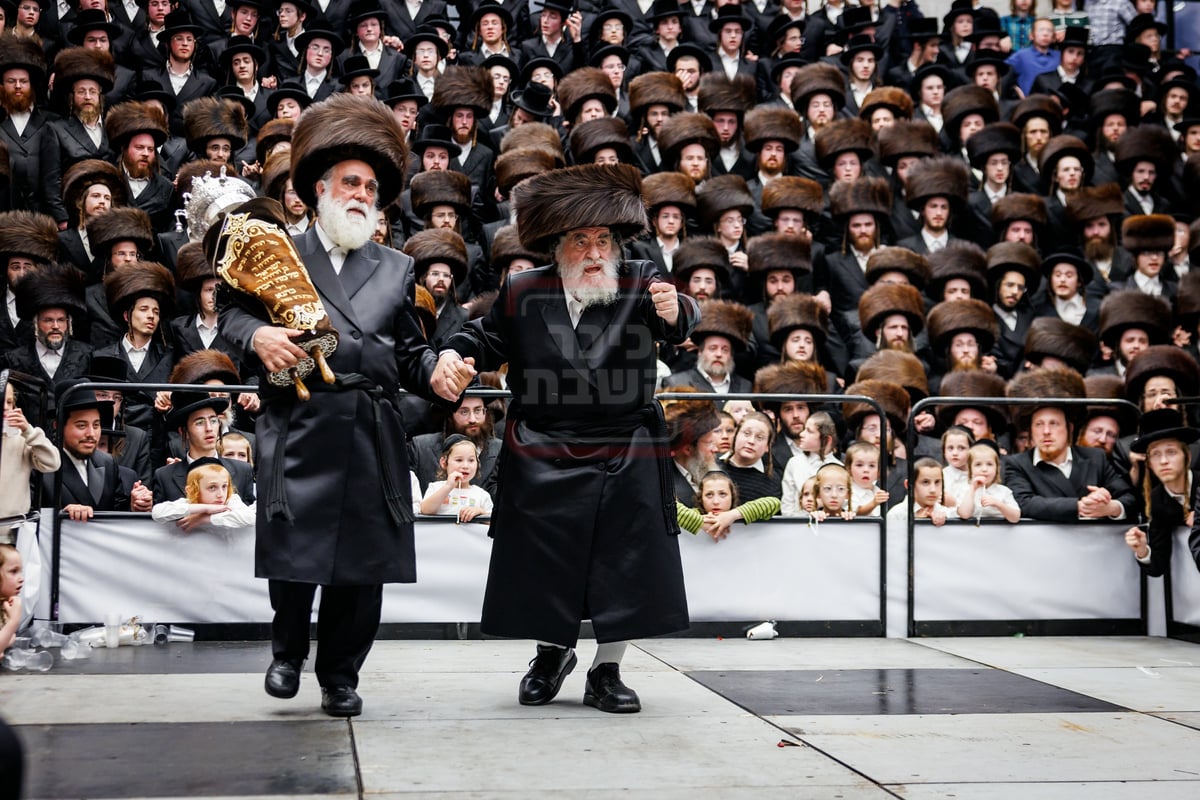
[221,227,441,586]
[1004,445,1138,522]
[447,259,699,646]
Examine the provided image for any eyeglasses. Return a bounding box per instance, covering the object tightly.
[307,44,333,54]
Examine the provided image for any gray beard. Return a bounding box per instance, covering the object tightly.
[559,254,620,309]
[37,332,65,352]
[317,193,376,251]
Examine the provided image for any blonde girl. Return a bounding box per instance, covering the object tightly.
[941,425,974,507]
[780,411,841,515]
[152,460,256,529]
[420,435,494,521]
[813,463,855,521]
[0,544,23,658]
[956,442,1021,522]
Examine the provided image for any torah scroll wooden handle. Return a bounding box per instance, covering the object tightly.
[312,348,336,385]
[291,369,311,402]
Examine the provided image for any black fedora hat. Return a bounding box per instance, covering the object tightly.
[966,48,1010,77]
[346,0,387,26]
[708,5,752,34]
[86,355,127,383]
[385,77,428,107]
[590,9,632,42]
[647,0,683,22]
[411,123,462,157]
[589,44,630,69]
[268,80,313,115]
[161,9,205,39]
[56,379,114,431]
[481,53,519,78]
[219,35,266,72]
[1131,408,1200,453]
[405,24,450,61]
[468,0,513,31]
[67,9,123,45]
[295,22,346,58]
[216,85,257,119]
[509,81,554,118]
[840,34,883,65]
[166,390,230,430]
[668,43,712,74]
[339,54,380,84]
[770,53,806,85]
[519,56,563,85]
[1040,250,1094,288]
[1055,26,1089,50]
[132,78,176,112]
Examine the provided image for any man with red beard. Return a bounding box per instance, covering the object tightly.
[105,101,174,231]
[0,38,55,215]
[1066,183,1134,292]
[408,395,502,498]
[437,163,699,714]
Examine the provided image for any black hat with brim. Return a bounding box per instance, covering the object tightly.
[166,391,231,430]
[1131,408,1200,453]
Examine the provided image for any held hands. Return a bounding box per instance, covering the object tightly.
[702,510,739,541]
[430,352,477,401]
[1125,527,1149,559]
[237,392,261,412]
[130,481,153,512]
[649,281,679,326]
[1078,485,1115,519]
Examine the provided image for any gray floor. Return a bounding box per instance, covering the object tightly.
[5,636,1200,798]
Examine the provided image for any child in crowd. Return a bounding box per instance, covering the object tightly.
[846,442,890,518]
[720,411,782,502]
[0,544,23,658]
[152,459,256,530]
[714,410,737,458]
[419,435,493,521]
[780,411,841,516]
[940,426,974,508]
[723,399,754,424]
[677,470,780,541]
[800,476,818,514]
[219,432,254,466]
[813,463,855,521]
[888,458,954,526]
[956,442,1021,522]
[0,382,60,543]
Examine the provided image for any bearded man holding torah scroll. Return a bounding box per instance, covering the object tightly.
[215,94,468,719]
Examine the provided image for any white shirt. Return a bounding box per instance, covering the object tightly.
[648,137,660,165]
[196,315,218,348]
[853,247,872,273]
[81,118,103,148]
[212,0,227,16]
[1054,294,1086,326]
[719,144,738,170]
[305,68,328,98]
[994,303,1018,331]
[67,452,90,488]
[1057,65,1078,83]
[703,369,731,393]
[719,51,740,81]
[922,229,949,252]
[361,44,383,71]
[417,74,436,100]
[984,184,1007,204]
[1133,270,1162,297]
[122,0,139,21]
[126,172,149,198]
[405,0,421,18]
[1032,446,1073,478]
[657,237,678,272]
[78,228,93,263]
[35,340,62,378]
[168,65,192,94]
[8,110,30,136]
[563,288,584,329]
[121,335,149,372]
[1128,185,1154,215]
[5,288,17,327]
[458,140,473,164]
[314,222,348,274]
[921,105,943,133]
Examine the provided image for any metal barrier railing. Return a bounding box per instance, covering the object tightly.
[905,395,1145,637]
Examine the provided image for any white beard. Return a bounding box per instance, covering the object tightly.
[317,192,376,251]
[558,252,621,309]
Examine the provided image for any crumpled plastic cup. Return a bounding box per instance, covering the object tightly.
[30,625,70,649]
[2,648,53,671]
[746,620,779,640]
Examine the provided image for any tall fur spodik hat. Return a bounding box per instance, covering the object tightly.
[877,119,938,164]
[1125,345,1200,402]
[169,349,240,386]
[1176,270,1200,330]
[742,106,803,153]
[641,171,696,215]
[865,247,930,290]
[173,241,215,291]
[628,71,686,119]
[965,122,1020,168]
[747,233,811,276]
[842,379,910,435]
[991,193,1047,231]
[859,86,913,121]
[1098,290,1171,346]
[52,46,115,93]
[927,298,998,353]
[1083,373,1139,436]
[411,171,470,217]
[1121,214,1175,253]
[1037,134,1092,193]
[489,224,546,271]
[85,207,154,254]
[927,241,988,300]
[555,66,617,122]
[814,118,876,170]
[568,116,634,165]
[403,228,469,283]
[1006,366,1088,431]
[767,292,829,348]
[1008,94,1063,132]
[671,237,731,284]
[105,100,170,147]
[858,283,926,341]
[761,176,823,217]
[696,174,755,227]
[431,65,492,116]
[657,111,720,162]
[697,72,755,116]
[904,155,969,209]
[61,159,127,223]
[941,84,999,136]
[829,176,891,219]
[289,93,409,208]
[691,299,754,350]
[512,163,647,251]
[255,118,295,166]
[0,36,47,81]
[789,62,845,111]
[495,147,559,195]
[935,369,1010,433]
[855,350,929,401]
[986,241,1042,293]
[753,360,827,397]
[1066,183,1124,224]
[183,96,249,153]
[13,262,87,320]
[1022,317,1097,375]
[499,122,564,159]
[661,388,721,448]
[103,261,175,318]
[1114,125,1178,173]
[0,211,60,263]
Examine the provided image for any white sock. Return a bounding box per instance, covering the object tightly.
[591,641,628,670]
[536,640,569,650]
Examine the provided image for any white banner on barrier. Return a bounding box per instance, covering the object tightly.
[1171,527,1200,628]
[913,523,1142,622]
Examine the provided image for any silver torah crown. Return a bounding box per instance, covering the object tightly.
[181,166,257,243]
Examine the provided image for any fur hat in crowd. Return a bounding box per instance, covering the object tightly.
[657,111,720,163]
[1176,270,1200,331]
[1121,214,1176,253]
[927,241,988,300]
[513,163,647,251]
[986,241,1043,294]
[789,62,845,111]
[104,261,175,319]
[105,100,170,147]
[696,174,755,227]
[410,169,472,218]
[1125,345,1200,403]
[1022,317,1097,375]
[1083,373,1139,437]
[829,176,891,219]
[1066,183,1125,224]
[814,117,876,170]
[767,292,829,348]
[927,298,999,353]
[858,283,926,341]
[942,85,999,138]
[414,285,436,339]
[260,151,292,200]
[641,171,696,216]
[495,147,559,196]
[877,119,938,164]
[747,232,811,277]
[991,193,1047,232]
[431,66,491,116]
[855,350,928,401]
[85,207,154,255]
[289,93,409,208]
[690,299,754,350]
[842,379,910,436]
[1037,134,1092,193]
[935,369,1009,433]
[556,67,617,122]
[62,159,127,224]
[568,116,634,165]
[499,122,564,159]
[1114,125,1178,173]
[13,262,87,321]
[0,36,46,83]
[1008,94,1063,133]
[671,237,731,286]
[490,225,546,273]
[697,72,755,116]
[628,71,686,120]
[965,121,1020,169]
[753,360,828,397]
[1098,290,1172,347]
[403,228,469,283]
[53,46,115,94]
[761,176,823,218]
[865,247,930,289]
[255,118,295,166]
[183,96,249,153]
[661,389,721,448]
[169,349,240,386]
[859,86,913,121]
[0,211,60,263]
[1006,366,1087,432]
[742,106,803,153]
[904,155,969,210]
[173,241,215,291]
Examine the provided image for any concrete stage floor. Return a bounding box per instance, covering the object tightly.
[4,636,1200,798]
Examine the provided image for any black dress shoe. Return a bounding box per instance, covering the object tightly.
[583,663,641,713]
[518,645,577,705]
[264,658,303,699]
[321,686,363,717]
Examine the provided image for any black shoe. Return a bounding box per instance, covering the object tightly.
[518,645,577,705]
[583,663,641,713]
[264,658,303,699]
[321,686,363,717]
